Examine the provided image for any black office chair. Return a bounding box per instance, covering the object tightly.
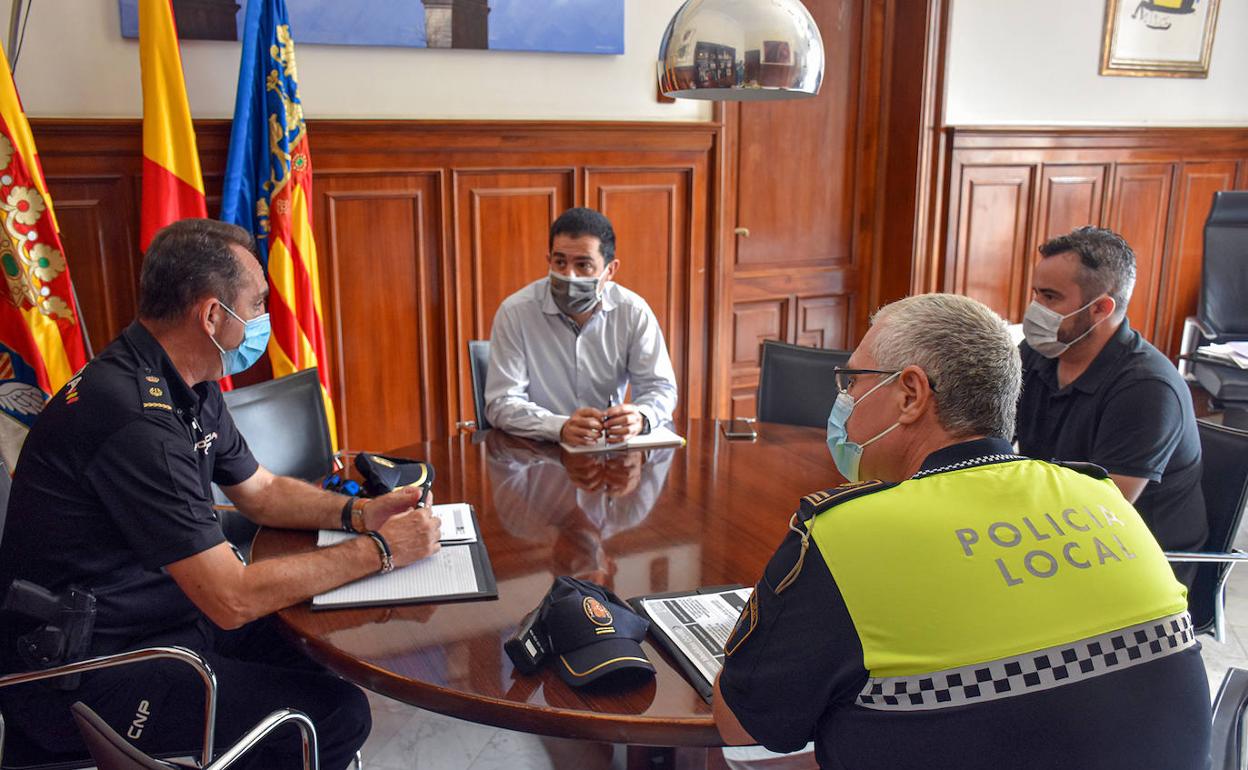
[462,340,491,432]
[1179,191,1248,430]
[213,369,335,554]
[0,456,11,548]
[0,647,215,770]
[1165,419,1248,643]
[1212,667,1248,770]
[71,701,317,770]
[755,340,850,427]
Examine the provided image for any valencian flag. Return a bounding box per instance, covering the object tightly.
[0,44,90,467]
[221,0,337,446]
[139,0,233,389]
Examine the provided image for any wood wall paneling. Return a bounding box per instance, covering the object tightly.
[1106,163,1173,340]
[46,174,141,352]
[949,164,1033,320]
[1158,161,1240,355]
[317,172,445,449]
[938,128,1248,357]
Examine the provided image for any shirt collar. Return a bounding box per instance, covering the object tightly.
[1028,319,1133,395]
[122,321,202,410]
[538,277,618,317]
[915,436,1019,478]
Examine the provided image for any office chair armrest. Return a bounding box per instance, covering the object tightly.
[0,645,218,768]
[1187,316,1218,341]
[1164,549,1248,563]
[455,420,478,433]
[208,708,318,770]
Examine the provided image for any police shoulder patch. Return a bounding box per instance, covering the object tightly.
[137,371,174,413]
[1051,459,1110,480]
[798,479,897,522]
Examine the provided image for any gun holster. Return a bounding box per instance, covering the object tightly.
[2,580,97,690]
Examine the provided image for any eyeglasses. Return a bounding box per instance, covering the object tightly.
[833,367,938,395]
[833,368,899,395]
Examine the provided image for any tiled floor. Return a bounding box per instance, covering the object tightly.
[361,529,1248,769]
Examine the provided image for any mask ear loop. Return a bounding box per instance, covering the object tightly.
[775,512,810,595]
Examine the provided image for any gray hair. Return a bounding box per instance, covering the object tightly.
[1039,226,1136,316]
[869,294,1021,440]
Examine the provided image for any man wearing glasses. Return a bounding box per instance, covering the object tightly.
[713,294,1210,769]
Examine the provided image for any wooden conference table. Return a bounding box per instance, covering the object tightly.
[252,419,837,750]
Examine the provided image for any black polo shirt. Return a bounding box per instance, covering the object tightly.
[1016,320,1206,553]
[0,322,258,672]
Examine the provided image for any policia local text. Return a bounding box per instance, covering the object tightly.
[955,505,1136,587]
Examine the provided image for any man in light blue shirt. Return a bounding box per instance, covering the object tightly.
[485,208,678,446]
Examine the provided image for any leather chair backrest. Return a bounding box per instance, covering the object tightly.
[468,340,491,431]
[213,369,333,551]
[70,701,167,770]
[1189,420,1248,634]
[0,456,10,550]
[1200,191,1248,340]
[756,340,850,428]
[222,368,333,483]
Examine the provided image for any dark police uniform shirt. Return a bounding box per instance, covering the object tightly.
[1016,320,1206,552]
[719,438,1211,770]
[0,322,258,672]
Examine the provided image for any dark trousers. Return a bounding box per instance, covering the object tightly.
[0,616,370,770]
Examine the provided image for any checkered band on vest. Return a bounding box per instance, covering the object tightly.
[856,612,1194,711]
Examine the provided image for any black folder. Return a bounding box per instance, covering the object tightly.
[311,506,497,610]
[628,584,747,704]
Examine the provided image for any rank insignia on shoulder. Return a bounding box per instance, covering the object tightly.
[1052,459,1110,480]
[798,479,896,522]
[137,373,173,413]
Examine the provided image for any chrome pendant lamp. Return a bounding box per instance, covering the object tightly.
[657,0,824,101]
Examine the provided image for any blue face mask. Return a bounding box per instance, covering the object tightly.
[210,300,271,378]
[826,371,902,482]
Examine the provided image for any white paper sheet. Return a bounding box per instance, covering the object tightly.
[640,587,754,685]
[312,545,479,607]
[560,426,685,454]
[317,503,477,546]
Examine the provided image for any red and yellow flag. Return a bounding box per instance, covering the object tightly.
[138,0,207,252]
[0,44,90,464]
[222,0,336,447]
[139,0,235,389]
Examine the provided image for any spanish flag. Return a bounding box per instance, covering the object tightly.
[139,0,234,389]
[221,0,337,447]
[138,0,207,252]
[0,44,90,467]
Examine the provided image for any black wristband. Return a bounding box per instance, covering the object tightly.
[340,496,357,532]
[364,530,394,574]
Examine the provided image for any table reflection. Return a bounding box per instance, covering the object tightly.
[483,429,675,591]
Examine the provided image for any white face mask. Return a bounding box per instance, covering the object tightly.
[1021,296,1107,359]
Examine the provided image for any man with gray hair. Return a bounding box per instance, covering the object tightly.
[1015,226,1205,565]
[714,293,1210,768]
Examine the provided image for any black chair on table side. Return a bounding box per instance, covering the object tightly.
[1165,419,1248,643]
[1179,191,1248,430]
[0,646,316,770]
[755,340,851,428]
[212,368,335,556]
[457,340,491,434]
[1212,667,1248,770]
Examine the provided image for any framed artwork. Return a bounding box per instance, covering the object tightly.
[1100,0,1221,78]
[118,0,624,55]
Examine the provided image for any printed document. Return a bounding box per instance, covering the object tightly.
[640,587,753,685]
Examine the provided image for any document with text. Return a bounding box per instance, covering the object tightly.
[632,586,753,699]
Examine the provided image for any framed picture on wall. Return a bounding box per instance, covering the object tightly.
[1100,0,1221,78]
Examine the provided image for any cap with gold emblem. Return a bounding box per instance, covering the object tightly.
[539,576,654,687]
